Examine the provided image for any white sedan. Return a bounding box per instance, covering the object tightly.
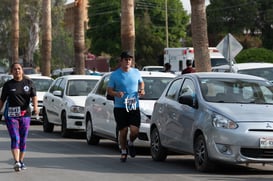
[26,74,54,122]
[84,71,176,147]
[42,75,101,137]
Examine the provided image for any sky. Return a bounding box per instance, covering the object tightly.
[65,0,210,14]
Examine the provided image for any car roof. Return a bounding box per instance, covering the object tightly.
[25,74,53,80]
[102,70,176,78]
[232,62,273,70]
[213,62,273,70]
[142,66,164,68]
[57,74,102,80]
[179,72,267,81]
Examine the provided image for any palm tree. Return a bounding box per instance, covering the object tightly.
[11,0,19,63]
[74,0,85,74]
[41,0,52,76]
[190,0,210,72]
[121,0,135,66]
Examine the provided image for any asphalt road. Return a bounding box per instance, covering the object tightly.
[1,122,273,181]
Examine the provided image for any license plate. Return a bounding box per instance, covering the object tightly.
[260,138,273,149]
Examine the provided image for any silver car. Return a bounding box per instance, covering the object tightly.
[151,72,273,172]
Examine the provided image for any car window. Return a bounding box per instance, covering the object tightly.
[200,78,273,104]
[166,78,183,100]
[49,78,63,93]
[66,79,99,96]
[32,79,53,91]
[179,78,195,98]
[238,67,273,82]
[141,77,174,100]
[96,75,110,96]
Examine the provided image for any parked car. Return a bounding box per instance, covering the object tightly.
[141,66,165,72]
[42,75,101,137]
[23,67,39,75]
[150,72,273,172]
[51,68,93,78]
[84,71,176,147]
[0,74,13,120]
[212,62,273,82]
[26,75,54,122]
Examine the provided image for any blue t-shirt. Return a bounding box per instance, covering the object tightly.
[108,68,143,108]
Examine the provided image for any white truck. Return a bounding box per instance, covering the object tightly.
[164,47,230,72]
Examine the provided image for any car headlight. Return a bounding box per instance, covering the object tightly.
[70,106,84,113]
[212,113,238,129]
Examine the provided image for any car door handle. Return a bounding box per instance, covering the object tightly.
[102,102,106,105]
[51,99,54,102]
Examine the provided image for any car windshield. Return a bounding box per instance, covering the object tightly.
[238,67,273,82]
[32,78,53,91]
[147,67,165,72]
[200,78,273,104]
[67,79,99,96]
[140,77,173,100]
[210,58,229,67]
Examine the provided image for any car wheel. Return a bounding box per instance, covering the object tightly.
[150,127,167,161]
[61,112,69,138]
[43,108,54,133]
[194,134,214,172]
[86,114,100,145]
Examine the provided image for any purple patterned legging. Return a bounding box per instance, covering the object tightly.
[6,116,31,152]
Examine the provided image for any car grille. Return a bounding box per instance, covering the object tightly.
[241,148,273,158]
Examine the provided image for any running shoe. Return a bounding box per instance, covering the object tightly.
[127,144,136,158]
[13,162,21,172]
[20,161,27,170]
[120,153,127,162]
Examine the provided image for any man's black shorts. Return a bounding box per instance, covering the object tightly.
[114,108,140,130]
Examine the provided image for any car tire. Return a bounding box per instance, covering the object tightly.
[150,127,167,161]
[43,108,54,133]
[86,114,100,145]
[194,134,214,172]
[61,112,69,138]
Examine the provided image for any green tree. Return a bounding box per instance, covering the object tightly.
[87,0,189,67]
[0,0,72,71]
[0,0,12,62]
[207,0,273,49]
[236,48,273,63]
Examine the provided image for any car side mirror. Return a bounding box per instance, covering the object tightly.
[53,90,62,97]
[106,94,114,101]
[178,95,198,108]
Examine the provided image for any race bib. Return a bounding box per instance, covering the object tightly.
[8,106,21,117]
[124,97,137,112]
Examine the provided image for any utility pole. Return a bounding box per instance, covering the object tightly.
[165,0,169,48]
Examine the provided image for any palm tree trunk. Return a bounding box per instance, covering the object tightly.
[121,0,135,66]
[41,0,52,76]
[74,0,85,75]
[190,0,211,72]
[11,0,19,63]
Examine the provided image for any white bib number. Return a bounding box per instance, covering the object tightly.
[8,106,21,117]
[124,97,137,112]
